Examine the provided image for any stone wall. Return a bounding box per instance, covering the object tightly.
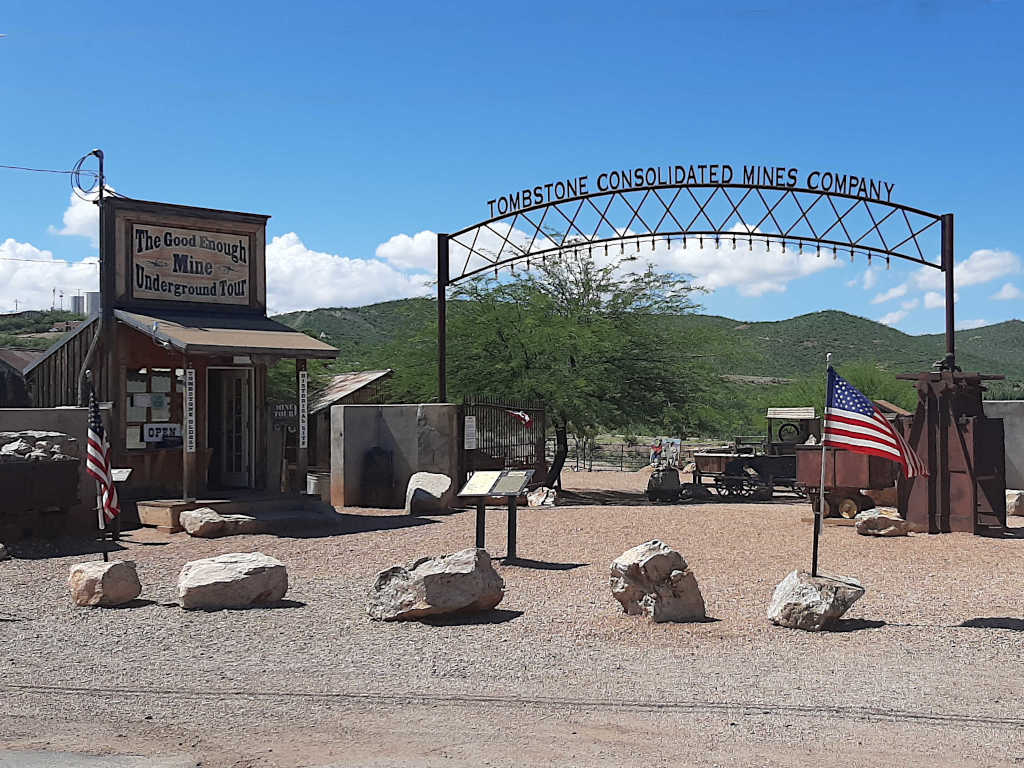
[330,404,459,508]
[984,400,1024,489]
[0,407,111,519]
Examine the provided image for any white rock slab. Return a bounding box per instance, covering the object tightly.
[1007,490,1023,517]
[768,570,864,631]
[368,548,504,621]
[68,560,142,607]
[178,552,288,610]
[610,540,706,623]
[405,472,454,515]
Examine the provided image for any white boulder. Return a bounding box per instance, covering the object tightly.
[69,560,142,607]
[368,548,504,621]
[768,570,864,631]
[179,507,266,538]
[178,552,288,610]
[855,508,911,537]
[405,472,454,515]
[0,543,9,561]
[527,487,557,507]
[1007,490,1023,517]
[610,540,706,623]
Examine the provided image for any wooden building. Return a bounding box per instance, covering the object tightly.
[307,369,392,468]
[0,348,44,407]
[25,198,336,500]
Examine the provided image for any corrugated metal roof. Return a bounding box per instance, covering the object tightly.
[115,309,338,359]
[310,370,392,413]
[766,406,816,419]
[0,347,46,373]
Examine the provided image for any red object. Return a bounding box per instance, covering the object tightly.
[506,409,533,428]
[86,387,120,523]
[823,366,926,478]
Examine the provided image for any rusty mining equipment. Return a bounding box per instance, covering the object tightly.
[692,408,819,500]
[794,369,1007,533]
[896,370,1007,533]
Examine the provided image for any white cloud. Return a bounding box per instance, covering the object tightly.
[878,309,909,326]
[650,225,838,297]
[923,290,958,309]
[0,238,98,313]
[956,318,988,330]
[861,267,880,291]
[901,299,919,310]
[871,283,908,304]
[48,188,112,247]
[375,230,437,272]
[913,248,1021,291]
[992,282,1022,301]
[265,232,431,314]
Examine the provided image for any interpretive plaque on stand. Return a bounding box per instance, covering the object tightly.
[457,469,534,560]
[458,469,533,497]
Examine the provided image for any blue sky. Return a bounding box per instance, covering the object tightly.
[1,0,1021,332]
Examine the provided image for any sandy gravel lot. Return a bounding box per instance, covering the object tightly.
[1,471,1022,767]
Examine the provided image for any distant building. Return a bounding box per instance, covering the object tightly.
[0,348,46,407]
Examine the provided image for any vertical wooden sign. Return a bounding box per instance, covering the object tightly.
[184,368,197,454]
[298,370,308,450]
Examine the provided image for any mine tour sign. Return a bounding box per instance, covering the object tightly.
[486,163,897,217]
[132,224,250,304]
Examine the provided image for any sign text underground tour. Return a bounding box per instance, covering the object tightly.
[131,224,250,305]
[486,164,895,217]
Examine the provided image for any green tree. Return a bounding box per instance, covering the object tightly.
[443,250,706,485]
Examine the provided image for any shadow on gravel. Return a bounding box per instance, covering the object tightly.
[177,599,308,612]
[499,557,588,571]
[104,599,158,610]
[975,526,1024,540]
[9,538,129,561]
[829,618,887,632]
[960,617,1024,631]
[420,609,524,627]
[556,489,805,507]
[276,512,439,539]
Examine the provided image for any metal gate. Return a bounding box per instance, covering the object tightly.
[460,396,546,486]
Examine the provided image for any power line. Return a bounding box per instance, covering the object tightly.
[0,163,98,177]
[0,256,99,265]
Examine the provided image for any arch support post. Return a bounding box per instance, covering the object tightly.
[437,233,449,403]
[942,213,955,369]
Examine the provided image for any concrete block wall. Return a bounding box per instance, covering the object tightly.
[330,404,459,508]
[0,406,113,533]
[984,400,1024,489]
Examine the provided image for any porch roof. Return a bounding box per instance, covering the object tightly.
[115,309,338,359]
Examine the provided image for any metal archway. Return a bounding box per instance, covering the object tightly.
[436,178,953,401]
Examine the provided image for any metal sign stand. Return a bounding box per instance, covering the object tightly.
[458,469,533,561]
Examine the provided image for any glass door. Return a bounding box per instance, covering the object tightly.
[218,369,251,487]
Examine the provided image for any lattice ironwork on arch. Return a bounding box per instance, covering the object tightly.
[443,183,945,286]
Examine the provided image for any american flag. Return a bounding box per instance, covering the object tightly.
[506,409,533,428]
[86,386,120,524]
[823,366,927,478]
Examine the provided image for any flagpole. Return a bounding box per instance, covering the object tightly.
[813,352,831,577]
[98,489,108,562]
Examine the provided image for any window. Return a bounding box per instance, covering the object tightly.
[124,368,185,450]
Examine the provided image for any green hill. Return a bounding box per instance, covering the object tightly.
[275,299,1023,383]
[272,300,1023,434]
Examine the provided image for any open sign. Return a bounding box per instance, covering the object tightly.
[144,423,182,442]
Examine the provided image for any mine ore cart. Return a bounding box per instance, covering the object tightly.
[795,445,899,518]
[692,407,819,499]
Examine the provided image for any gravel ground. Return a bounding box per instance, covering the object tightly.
[1,471,1022,767]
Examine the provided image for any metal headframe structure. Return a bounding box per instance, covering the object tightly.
[436,181,954,401]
